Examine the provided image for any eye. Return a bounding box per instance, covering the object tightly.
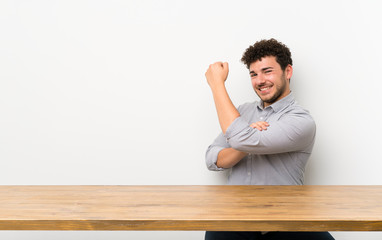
[265,70,272,74]
[250,73,257,78]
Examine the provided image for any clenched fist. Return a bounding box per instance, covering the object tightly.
[205,62,229,88]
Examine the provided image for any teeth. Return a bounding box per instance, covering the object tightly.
[260,87,269,91]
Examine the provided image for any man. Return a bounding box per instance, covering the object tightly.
[204,39,334,240]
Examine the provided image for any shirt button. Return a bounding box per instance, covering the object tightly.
[247,172,251,176]
[260,117,264,121]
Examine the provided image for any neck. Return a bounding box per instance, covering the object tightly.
[263,90,291,108]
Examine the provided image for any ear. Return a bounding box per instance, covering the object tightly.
[285,64,293,80]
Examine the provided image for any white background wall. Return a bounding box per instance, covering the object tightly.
[1,0,381,239]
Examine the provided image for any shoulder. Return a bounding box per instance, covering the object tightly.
[279,102,316,129]
[286,102,312,115]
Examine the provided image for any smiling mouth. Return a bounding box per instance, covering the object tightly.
[258,86,272,93]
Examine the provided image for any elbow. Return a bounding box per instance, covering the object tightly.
[205,153,223,171]
[206,161,217,171]
[205,145,227,171]
[206,161,224,171]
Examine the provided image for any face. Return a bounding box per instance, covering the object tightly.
[249,56,292,107]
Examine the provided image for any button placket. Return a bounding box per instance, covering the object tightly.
[247,154,252,179]
[259,108,271,122]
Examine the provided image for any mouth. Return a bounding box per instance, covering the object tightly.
[257,85,272,94]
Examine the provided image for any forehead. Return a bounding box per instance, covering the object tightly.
[249,56,280,72]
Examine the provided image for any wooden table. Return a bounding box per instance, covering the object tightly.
[0,185,381,231]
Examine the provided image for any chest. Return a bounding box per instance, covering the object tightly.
[241,107,282,124]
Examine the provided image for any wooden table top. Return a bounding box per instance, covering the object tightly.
[0,185,381,231]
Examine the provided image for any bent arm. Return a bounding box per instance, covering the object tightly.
[215,121,268,168]
[206,132,247,171]
[205,62,240,134]
[225,112,316,154]
[210,84,240,134]
[216,148,248,168]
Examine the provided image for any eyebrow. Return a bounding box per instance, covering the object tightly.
[261,67,274,71]
[249,67,274,75]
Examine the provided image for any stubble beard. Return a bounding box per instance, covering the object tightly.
[262,84,286,105]
[257,74,288,106]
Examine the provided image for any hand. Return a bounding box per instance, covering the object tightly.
[205,62,229,88]
[250,121,269,131]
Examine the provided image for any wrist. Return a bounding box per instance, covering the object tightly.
[209,81,226,92]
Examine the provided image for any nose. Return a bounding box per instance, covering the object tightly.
[255,73,266,85]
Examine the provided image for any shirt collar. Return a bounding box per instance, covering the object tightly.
[257,92,295,112]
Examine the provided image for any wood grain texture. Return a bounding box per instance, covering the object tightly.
[0,185,381,231]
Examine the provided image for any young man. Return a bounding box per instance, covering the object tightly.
[205,39,334,240]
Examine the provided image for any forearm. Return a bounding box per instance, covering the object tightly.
[205,62,240,134]
[210,83,240,134]
[216,148,248,169]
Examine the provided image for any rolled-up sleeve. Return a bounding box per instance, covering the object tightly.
[224,111,316,154]
[205,132,231,171]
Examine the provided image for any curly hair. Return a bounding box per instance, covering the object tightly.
[241,38,292,70]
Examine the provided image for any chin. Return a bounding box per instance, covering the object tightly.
[260,95,273,102]
[260,95,277,105]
